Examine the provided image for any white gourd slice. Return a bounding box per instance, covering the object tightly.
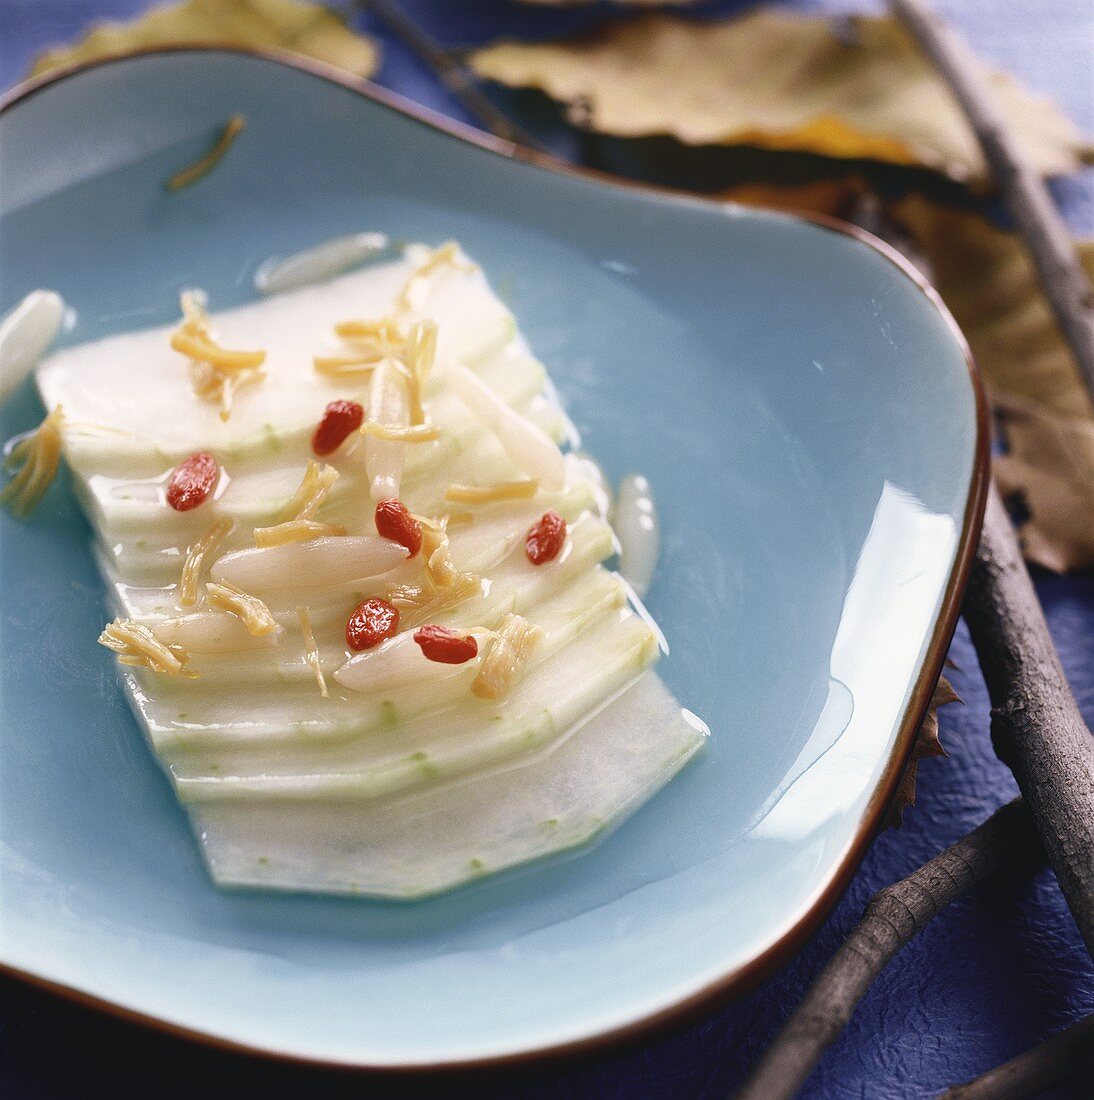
[173,609,655,802]
[191,673,706,898]
[36,240,707,900]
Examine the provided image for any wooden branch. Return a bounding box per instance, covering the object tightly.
[890,0,1094,409]
[963,483,1094,954]
[359,0,546,151]
[940,1013,1094,1099]
[734,801,1043,1100]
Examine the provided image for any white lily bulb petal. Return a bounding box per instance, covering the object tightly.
[366,361,409,502]
[255,232,389,296]
[0,290,65,403]
[445,361,565,491]
[212,536,407,591]
[154,609,282,654]
[614,473,660,598]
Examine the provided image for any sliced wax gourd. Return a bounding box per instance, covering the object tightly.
[192,672,706,899]
[38,242,707,899]
[37,251,515,468]
[128,520,618,751]
[167,570,637,791]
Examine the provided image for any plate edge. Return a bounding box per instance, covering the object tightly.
[0,44,992,1075]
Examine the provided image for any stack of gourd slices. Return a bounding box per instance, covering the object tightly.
[37,243,706,898]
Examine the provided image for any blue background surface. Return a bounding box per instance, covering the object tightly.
[0,1,1091,1097]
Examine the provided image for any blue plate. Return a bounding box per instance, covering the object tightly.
[0,50,986,1068]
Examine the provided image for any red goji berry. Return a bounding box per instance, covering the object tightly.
[312,399,364,456]
[345,596,400,652]
[413,625,478,664]
[166,452,218,512]
[375,498,422,556]
[525,510,567,565]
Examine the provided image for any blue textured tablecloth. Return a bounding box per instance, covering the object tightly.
[1,2,1091,1097]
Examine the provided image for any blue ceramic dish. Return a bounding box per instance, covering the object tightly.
[0,50,986,1068]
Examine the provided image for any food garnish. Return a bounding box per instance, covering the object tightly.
[358,422,440,443]
[413,625,479,665]
[525,510,567,565]
[345,596,400,652]
[171,291,266,421]
[471,613,543,699]
[0,290,65,403]
[253,518,347,547]
[256,232,388,296]
[386,573,483,621]
[364,361,410,503]
[375,498,422,556]
[1,406,64,517]
[166,451,219,511]
[417,514,459,587]
[396,242,477,316]
[166,114,246,192]
[444,479,539,504]
[98,618,193,676]
[296,606,329,699]
[178,519,234,606]
[254,460,346,545]
[404,320,437,426]
[280,459,339,521]
[206,581,280,637]
[445,362,565,490]
[312,399,365,456]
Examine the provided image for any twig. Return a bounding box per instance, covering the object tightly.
[359,0,546,151]
[939,1013,1094,1099]
[735,801,1043,1100]
[890,0,1094,408]
[963,483,1094,953]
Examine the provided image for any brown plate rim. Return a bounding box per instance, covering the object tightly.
[0,44,990,1075]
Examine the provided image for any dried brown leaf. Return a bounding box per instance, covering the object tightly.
[470,11,1086,184]
[892,197,1094,421]
[28,0,379,81]
[886,675,959,829]
[992,393,1094,573]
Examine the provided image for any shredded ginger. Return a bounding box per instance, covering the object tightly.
[179,519,233,606]
[165,114,245,192]
[171,291,266,421]
[471,613,543,700]
[99,618,194,676]
[254,461,345,546]
[281,459,339,521]
[444,479,538,504]
[417,514,460,587]
[206,581,279,637]
[386,572,482,623]
[404,320,437,426]
[1,406,64,517]
[296,605,329,698]
[254,518,346,547]
[315,318,409,377]
[395,242,476,316]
